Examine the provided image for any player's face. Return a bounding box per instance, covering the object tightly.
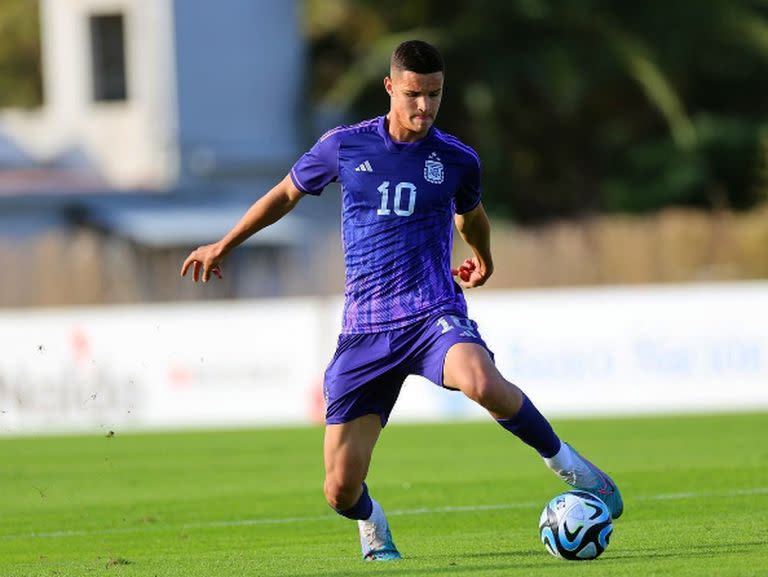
[385,69,443,140]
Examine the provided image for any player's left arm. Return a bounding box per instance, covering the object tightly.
[453,202,494,289]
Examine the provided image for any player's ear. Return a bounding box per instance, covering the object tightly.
[384,76,393,96]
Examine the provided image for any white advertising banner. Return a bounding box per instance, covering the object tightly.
[0,283,766,434]
[0,300,328,435]
[392,283,768,421]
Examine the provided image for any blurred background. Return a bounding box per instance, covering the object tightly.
[1,0,767,435]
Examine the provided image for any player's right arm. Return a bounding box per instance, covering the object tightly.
[182,125,340,282]
[180,174,305,283]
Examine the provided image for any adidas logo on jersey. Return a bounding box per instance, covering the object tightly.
[355,160,374,172]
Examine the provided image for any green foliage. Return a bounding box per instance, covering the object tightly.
[0,0,42,108]
[305,0,768,221]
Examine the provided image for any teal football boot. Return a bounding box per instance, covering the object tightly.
[358,499,402,561]
[556,443,624,519]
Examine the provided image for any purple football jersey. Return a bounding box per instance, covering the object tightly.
[291,116,481,333]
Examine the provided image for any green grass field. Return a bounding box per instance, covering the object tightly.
[1,412,767,577]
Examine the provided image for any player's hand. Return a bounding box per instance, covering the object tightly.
[180,243,225,283]
[451,257,491,289]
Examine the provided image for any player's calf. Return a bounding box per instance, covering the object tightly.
[324,476,367,512]
[495,393,561,458]
[492,393,624,519]
[327,481,373,519]
[462,374,524,416]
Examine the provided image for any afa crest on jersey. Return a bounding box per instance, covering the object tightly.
[424,152,444,184]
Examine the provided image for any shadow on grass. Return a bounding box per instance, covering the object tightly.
[291,540,768,577]
[288,550,546,577]
[602,539,768,562]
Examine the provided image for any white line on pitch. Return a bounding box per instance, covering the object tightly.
[635,487,768,501]
[2,486,766,541]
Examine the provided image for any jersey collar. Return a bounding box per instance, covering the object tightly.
[377,115,435,152]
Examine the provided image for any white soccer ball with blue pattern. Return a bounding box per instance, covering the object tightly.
[539,490,613,560]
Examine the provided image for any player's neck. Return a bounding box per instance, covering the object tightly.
[385,114,429,143]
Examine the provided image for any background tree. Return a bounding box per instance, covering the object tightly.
[0,0,42,109]
[305,0,768,222]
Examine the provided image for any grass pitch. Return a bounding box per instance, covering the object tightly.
[1,412,766,577]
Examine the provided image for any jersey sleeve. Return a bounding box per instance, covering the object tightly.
[290,130,340,196]
[455,152,481,214]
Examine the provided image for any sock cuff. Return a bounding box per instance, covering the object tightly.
[495,394,531,430]
[335,482,374,520]
[496,394,561,458]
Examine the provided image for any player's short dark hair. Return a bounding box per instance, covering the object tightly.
[391,40,444,75]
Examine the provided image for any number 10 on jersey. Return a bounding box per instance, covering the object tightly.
[377,181,417,217]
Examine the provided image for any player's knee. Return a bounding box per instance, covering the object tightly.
[323,475,361,511]
[462,373,507,411]
[461,372,492,403]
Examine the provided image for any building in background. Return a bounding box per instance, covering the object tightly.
[1,0,304,190]
[0,0,346,307]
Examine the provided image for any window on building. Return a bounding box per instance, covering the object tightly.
[90,14,128,102]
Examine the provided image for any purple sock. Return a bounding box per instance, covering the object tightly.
[335,482,373,520]
[496,394,561,458]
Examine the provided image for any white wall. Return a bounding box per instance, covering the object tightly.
[0,0,304,189]
[1,0,178,188]
[1,283,766,435]
[172,0,303,181]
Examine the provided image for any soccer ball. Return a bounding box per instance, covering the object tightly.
[539,490,613,560]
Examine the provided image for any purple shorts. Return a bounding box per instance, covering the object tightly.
[323,312,493,427]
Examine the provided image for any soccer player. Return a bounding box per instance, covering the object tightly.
[181,40,623,561]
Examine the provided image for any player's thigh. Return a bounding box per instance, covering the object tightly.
[444,342,522,411]
[324,413,382,484]
[443,341,499,389]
